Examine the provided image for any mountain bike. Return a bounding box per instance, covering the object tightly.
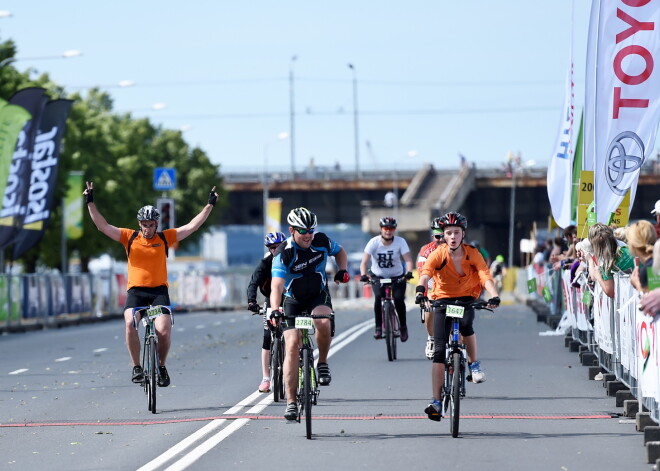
[369,275,407,361]
[132,305,173,414]
[431,299,491,437]
[256,303,285,402]
[276,311,334,439]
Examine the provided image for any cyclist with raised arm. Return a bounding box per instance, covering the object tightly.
[414,212,500,421]
[268,207,349,421]
[417,217,446,359]
[359,216,414,341]
[84,181,218,386]
[247,231,287,393]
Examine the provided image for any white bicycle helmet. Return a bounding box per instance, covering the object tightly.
[286,207,317,229]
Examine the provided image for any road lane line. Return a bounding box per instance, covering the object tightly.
[93,348,108,353]
[143,318,371,470]
[8,369,28,375]
[54,357,72,362]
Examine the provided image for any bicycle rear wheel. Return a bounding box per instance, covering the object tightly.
[302,348,313,439]
[271,335,283,403]
[384,302,394,362]
[449,352,461,437]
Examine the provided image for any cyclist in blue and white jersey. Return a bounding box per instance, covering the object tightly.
[268,207,350,420]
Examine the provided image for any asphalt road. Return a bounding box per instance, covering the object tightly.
[0,301,652,471]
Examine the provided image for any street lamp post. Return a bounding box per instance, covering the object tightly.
[289,55,297,179]
[347,63,360,179]
[0,49,82,69]
[508,169,517,269]
[263,132,289,237]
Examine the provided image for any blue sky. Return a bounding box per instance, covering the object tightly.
[0,1,593,174]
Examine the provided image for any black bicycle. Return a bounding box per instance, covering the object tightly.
[256,303,285,402]
[275,311,334,439]
[431,299,490,437]
[132,305,173,414]
[368,275,407,361]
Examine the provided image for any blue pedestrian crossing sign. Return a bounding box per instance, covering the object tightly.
[153,167,176,190]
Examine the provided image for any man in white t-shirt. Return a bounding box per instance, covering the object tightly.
[360,216,414,341]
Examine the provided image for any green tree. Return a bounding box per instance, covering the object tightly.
[0,41,224,273]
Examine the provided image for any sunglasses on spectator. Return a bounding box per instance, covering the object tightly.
[293,227,315,235]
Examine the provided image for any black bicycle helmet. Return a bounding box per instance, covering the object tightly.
[379,216,397,228]
[264,231,286,247]
[437,211,467,230]
[430,217,444,232]
[137,205,160,221]
[286,207,317,229]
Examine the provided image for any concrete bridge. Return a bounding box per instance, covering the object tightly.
[221,165,660,265]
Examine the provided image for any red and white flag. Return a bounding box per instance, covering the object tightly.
[584,0,660,223]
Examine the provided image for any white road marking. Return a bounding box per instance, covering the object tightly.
[93,348,108,353]
[8,369,28,375]
[54,357,72,362]
[139,319,372,470]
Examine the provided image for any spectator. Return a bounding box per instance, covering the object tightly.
[626,221,657,293]
[652,200,660,239]
[471,240,491,266]
[587,223,635,298]
[639,287,660,316]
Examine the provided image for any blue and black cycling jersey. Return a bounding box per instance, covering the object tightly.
[271,232,341,301]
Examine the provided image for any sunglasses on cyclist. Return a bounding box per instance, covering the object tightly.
[434,234,444,239]
[293,227,315,235]
[267,244,281,250]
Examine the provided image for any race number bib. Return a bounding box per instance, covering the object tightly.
[295,317,314,330]
[146,306,163,319]
[446,305,464,318]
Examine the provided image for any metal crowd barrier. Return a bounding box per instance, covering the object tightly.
[0,270,366,333]
[529,266,659,425]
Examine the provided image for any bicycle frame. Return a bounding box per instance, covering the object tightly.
[133,305,172,414]
[371,276,406,361]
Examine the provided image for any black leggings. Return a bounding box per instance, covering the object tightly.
[432,297,476,364]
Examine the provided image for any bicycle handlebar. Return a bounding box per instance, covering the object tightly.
[366,275,408,285]
[430,299,492,311]
[132,305,173,315]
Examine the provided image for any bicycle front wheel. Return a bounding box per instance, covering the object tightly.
[384,302,394,362]
[146,337,157,414]
[449,352,461,437]
[302,348,313,439]
[271,336,283,403]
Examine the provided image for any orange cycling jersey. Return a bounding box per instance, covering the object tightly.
[119,228,178,290]
[421,243,493,299]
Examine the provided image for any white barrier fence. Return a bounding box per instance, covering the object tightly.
[528,266,659,425]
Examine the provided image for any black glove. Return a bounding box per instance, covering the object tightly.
[487,296,500,307]
[208,186,218,206]
[248,301,259,313]
[84,188,94,204]
[359,274,370,282]
[405,271,414,280]
[334,269,349,283]
[415,285,427,305]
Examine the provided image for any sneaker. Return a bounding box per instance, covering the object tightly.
[157,365,171,387]
[131,366,144,384]
[469,360,486,383]
[284,402,297,421]
[424,400,442,421]
[317,362,331,386]
[258,379,271,393]
[374,327,382,339]
[425,337,434,360]
[400,326,409,342]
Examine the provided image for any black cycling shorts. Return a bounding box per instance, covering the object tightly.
[281,291,333,332]
[432,296,476,364]
[124,285,171,310]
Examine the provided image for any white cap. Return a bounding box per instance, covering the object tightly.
[652,200,660,215]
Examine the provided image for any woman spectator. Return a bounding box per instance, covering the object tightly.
[587,223,635,298]
[626,220,657,293]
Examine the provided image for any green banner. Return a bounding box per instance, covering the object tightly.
[0,99,31,203]
[648,268,660,291]
[527,278,537,294]
[571,111,583,224]
[65,172,84,239]
[542,286,552,302]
